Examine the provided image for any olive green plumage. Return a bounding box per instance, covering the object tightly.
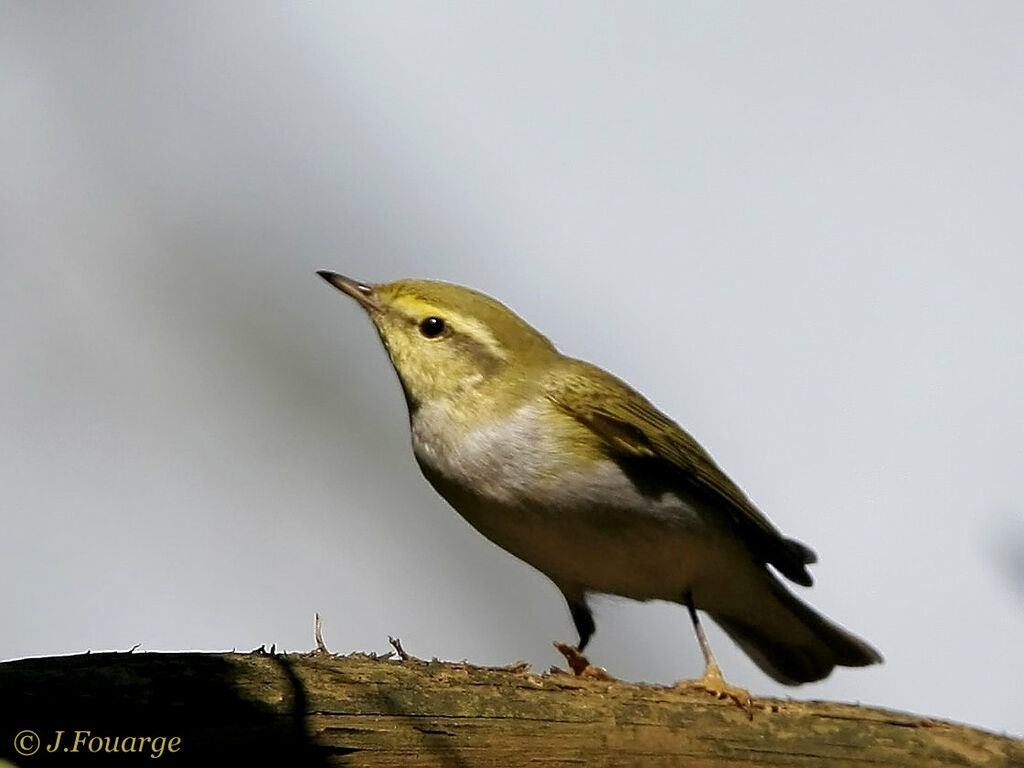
[319,271,881,686]
[543,359,818,587]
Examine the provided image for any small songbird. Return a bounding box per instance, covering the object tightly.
[317,272,882,698]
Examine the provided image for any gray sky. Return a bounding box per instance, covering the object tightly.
[3,1,1023,737]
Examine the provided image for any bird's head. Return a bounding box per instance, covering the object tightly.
[318,272,559,410]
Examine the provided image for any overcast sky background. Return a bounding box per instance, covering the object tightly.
[3,2,1023,737]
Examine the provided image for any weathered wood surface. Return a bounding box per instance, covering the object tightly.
[2,651,1021,766]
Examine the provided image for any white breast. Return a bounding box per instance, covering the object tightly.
[409,399,741,600]
[411,400,554,505]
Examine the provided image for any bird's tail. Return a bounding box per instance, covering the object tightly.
[709,575,882,685]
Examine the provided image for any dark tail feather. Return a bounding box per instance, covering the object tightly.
[710,577,882,685]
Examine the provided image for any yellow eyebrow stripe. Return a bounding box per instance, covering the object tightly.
[392,297,508,361]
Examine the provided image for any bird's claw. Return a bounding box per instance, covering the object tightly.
[674,663,754,717]
[553,641,612,680]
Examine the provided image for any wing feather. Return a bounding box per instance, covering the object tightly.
[545,360,815,586]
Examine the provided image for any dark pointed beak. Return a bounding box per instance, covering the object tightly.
[317,270,381,312]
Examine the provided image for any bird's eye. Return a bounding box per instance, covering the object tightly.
[419,316,446,338]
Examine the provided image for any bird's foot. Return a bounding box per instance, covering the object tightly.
[553,641,612,680]
[674,662,753,716]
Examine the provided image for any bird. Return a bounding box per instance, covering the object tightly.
[317,271,882,700]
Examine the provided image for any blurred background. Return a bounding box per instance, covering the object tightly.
[3,1,1023,737]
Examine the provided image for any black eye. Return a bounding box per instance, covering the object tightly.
[419,316,446,338]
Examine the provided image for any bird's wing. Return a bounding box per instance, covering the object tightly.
[544,359,816,586]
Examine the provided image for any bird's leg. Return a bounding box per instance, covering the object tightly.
[554,594,611,680]
[675,593,752,712]
[567,597,596,651]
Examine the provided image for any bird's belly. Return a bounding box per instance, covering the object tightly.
[419,456,738,601]
[411,401,747,600]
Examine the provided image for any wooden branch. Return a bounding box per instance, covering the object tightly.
[2,650,1021,766]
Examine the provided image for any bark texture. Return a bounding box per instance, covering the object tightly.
[3,650,1021,767]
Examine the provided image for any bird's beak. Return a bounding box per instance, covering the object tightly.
[317,270,381,313]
